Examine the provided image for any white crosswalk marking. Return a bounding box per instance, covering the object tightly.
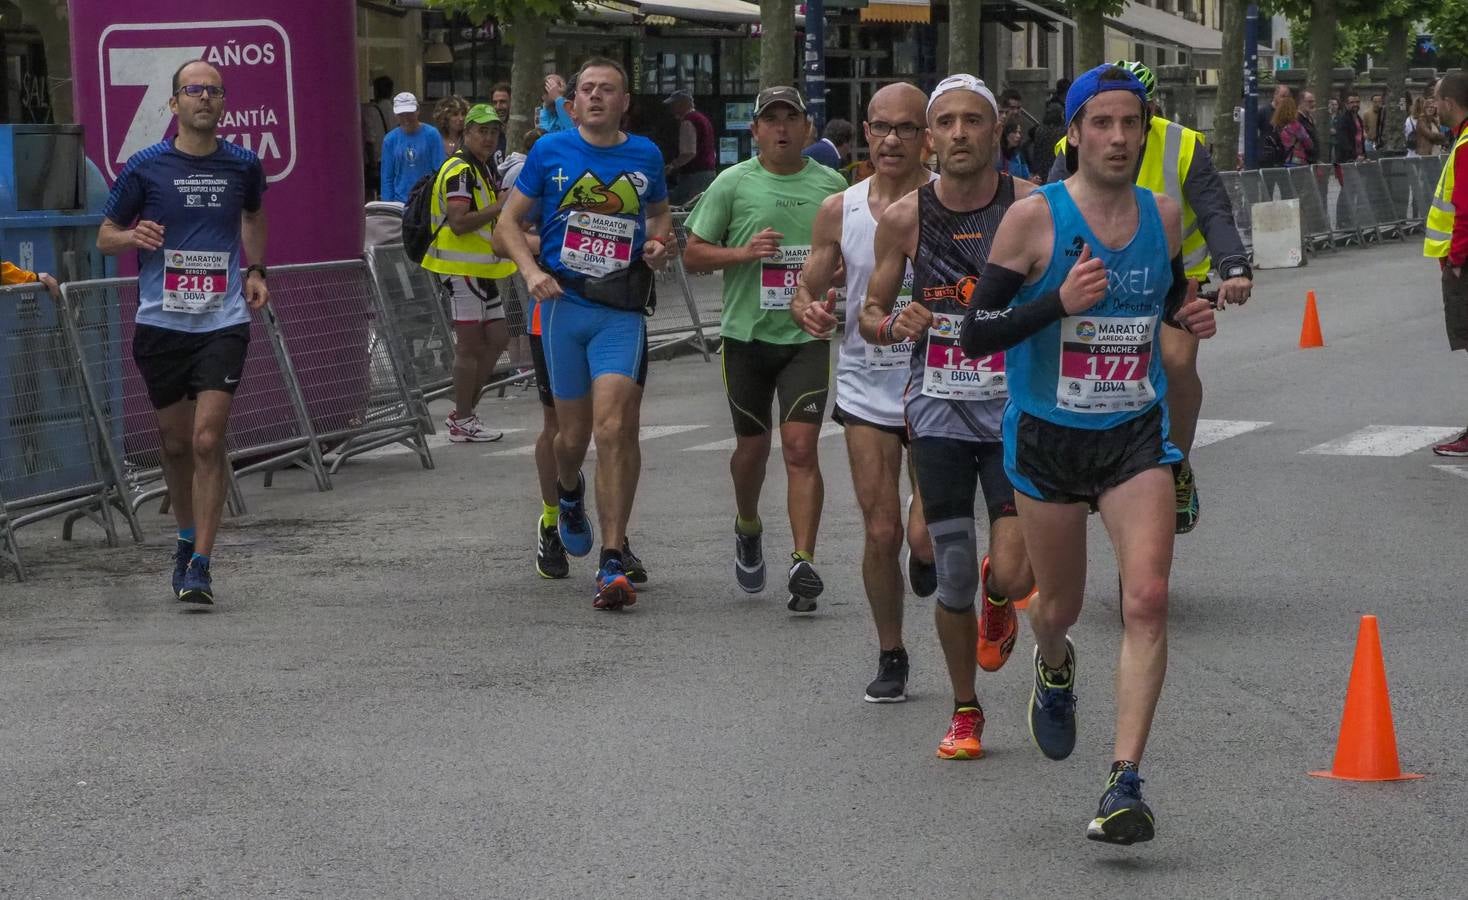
[1303,426,1463,457]
[486,424,708,457]
[1192,419,1271,449]
[353,428,527,459]
[1433,465,1468,480]
[683,422,842,452]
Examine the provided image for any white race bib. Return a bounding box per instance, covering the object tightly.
[561,212,636,277]
[865,272,915,369]
[921,312,1005,400]
[1056,315,1155,412]
[760,245,811,310]
[162,249,230,314]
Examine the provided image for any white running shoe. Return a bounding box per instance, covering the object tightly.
[445,412,503,443]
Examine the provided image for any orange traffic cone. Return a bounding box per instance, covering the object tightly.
[1310,615,1423,781]
[1299,291,1325,348]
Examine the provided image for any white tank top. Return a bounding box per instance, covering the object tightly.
[835,174,935,428]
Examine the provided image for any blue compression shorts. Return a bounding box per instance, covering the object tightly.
[541,295,648,400]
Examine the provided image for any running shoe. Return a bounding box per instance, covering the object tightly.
[976,555,1018,672]
[536,519,569,579]
[622,540,648,584]
[178,558,214,605]
[786,554,824,612]
[906,547,938,599]
[1433,429,1468,457]
[936,705,985,760]
[1087,769,1155,845]
[1173,461,1199,534]
[733,524,765,593]
[864,647,909,703]
[593,557,636,611]
[557,472,594,558]
[171,539,193,598]
[1028,638,1077,761]
[445,411,504,443]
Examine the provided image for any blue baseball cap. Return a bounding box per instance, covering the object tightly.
[1063,63,1149,128]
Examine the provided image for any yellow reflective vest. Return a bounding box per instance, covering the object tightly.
[1054,116,1210,278]
[1424,125,1468,259]
[420,154,517,279]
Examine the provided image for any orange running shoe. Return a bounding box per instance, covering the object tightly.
[976,555,1018,672]
[937,705,985,760]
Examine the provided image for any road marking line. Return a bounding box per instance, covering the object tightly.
[354,428,527,459]
[1433,464,1468,480]
[1192,419,1271,449]
[684,422,842,452]
[1303,426,1462,457]
[487,424,707,457]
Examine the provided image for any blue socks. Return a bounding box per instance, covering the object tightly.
[178,527,196,544]
[189,552,210,568]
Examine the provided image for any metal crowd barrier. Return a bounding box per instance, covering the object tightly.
[365,243,455,407]
[1,282,142,561]
[0,483,20,579]
[650,219,714,361]
[486,273,536,398]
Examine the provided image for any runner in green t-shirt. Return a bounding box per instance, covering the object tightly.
[684,86,849,613]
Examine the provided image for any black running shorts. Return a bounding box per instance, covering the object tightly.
[911,437,1016,524]
[832,402,909,446]
[721,337,830,437]
[132,323,251,410]
[1010,404,1180,506]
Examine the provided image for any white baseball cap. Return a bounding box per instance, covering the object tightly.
[926,74,999,118]
[392,92,419,114]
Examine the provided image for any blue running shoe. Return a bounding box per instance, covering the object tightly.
[557,472,594,558]
[171,539,193,598]
[1087,769,1155,845]
[178,558,214,605]
[594,558,636,611]
[1028,638,1077,760]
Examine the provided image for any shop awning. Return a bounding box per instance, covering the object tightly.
[1106,2,1273,68]
[635,0,763,24]
[860,0,931,23]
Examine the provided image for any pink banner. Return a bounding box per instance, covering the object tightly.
[69,2,363,264]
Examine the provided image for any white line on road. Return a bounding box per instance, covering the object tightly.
[1192,419,1271,449]
[1302,426,1462,457]
[486,424,708,457]
[683,422,842,452]
[1433,464,1468,480]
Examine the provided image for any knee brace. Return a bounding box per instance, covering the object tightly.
[928,517,979,613]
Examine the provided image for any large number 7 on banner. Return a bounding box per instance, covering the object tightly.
[107,45,205,168]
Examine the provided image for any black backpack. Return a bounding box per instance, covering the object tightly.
[1257,124,1286,168]
[402,152,471,263]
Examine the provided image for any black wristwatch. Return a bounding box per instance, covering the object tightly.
[1221,261,1251,281]
[246,263,268,280]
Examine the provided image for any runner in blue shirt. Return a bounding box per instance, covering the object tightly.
[497,57,672,612]
[98,59,269,607]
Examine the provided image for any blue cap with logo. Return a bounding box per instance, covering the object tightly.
[1063,63,1149,128]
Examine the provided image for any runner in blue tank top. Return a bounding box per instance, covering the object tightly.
[957,65,1219,846]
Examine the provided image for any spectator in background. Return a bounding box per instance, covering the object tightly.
[802,118,855,171]
[997,116,1036,181]
[1327,96,1340,163]
[664,89,718,205]
[1364,92,1384,154]
[1335,90,1366,163]
[1256,82,1292,166]
[1298,90,1321,164]
[1407,94,1447,158]
[1274,95,1313,168]
[539,74,576,133]
[1028,101,1066,181]
[1,258,58,296]
[1049,77,1071,107]
[361,75,394,199]
[498,127,543,189]
[435,95,469,157]
[491,82,512,168]
[380,92,445,204]
[1000,88,1025,119]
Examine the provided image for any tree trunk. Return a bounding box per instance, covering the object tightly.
[1383,17,1410,152]
[507,14,547,141]
[760,0,797,89]
[949,0,982,76]
[1076,6,1106,72]
[1214,0,1244,164]
[17,0,70,123]
[1306,0,1337,107]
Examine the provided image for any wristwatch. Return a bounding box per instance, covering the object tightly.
[246,263,268,280]
[1221,261,1251,281]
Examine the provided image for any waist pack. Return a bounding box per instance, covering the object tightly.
[560,259,656,314]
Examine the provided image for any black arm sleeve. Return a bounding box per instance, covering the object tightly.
[959,263,1067,358]
[1162,255,1188,328]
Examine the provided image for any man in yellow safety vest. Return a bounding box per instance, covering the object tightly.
[1426,72,1468,456]
[1048,60,1252,534]
[421,103,519,443]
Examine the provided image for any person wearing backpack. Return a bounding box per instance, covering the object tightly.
[420,103,518,442]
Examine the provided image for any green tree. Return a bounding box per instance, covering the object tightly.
[1428,0,1468,63]
[1064,0,1127,71]
[1214,0,1244,163]
[429,1,576,137]
[760,0,797,89]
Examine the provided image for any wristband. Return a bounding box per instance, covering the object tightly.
[246,263,268,280]
[879,313,897,344]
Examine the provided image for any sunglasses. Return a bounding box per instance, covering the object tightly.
[176,84,226,99]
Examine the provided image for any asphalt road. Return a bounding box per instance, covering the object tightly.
[3,240,1466,898]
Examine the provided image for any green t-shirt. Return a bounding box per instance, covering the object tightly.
[686,156,848,345]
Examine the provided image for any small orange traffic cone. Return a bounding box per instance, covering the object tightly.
[1310,615,1423,782]
[1299,291,1325,348]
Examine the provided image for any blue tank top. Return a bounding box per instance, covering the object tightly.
[1006,182,1172,430]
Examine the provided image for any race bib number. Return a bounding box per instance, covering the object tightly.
[1057,315,1155,412]
[562,212,635,277]
[922,311,1005,400]
[865,271,915,369]
[162,249,230,314]
[760,245,811,310]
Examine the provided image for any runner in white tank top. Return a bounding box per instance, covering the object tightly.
[792,83,938,704]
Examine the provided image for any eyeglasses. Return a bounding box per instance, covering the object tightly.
[868,121,922,140]
[176,84,226,99]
